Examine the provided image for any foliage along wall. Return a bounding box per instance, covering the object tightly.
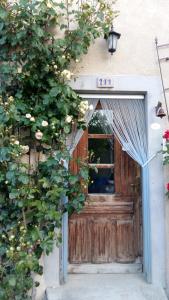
[0,0,117,299]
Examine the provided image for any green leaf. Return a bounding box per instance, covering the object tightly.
[0,8,7,20]
[0,63,10,74]
[0,288,5,299]
[80,168,89,180]
[9,276,16,287]
[6,170,16,185]
[40,238,54,255]
[0,245,6,255]
[64,125,70,134]
[69,175,78,184]
[36,27,44,37]
[49,87,59,97]
[18,174,29,184]
[52,175,62,184]
[31,228,40,242]
[42,94,50,105]
[0,36,6,45]
[0,173,5,182]
[9,190,19,200]
[0,147,10,162]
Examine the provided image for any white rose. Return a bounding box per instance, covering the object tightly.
[35,130,43,140]
[79,101,89,114]
[54,65,58,69]
[26,113,31,119]
[17,67,22,73]
[21,145,29,154]
[14,140,20,145]
[47,1,52,8]
[65,115,73,123]
[30,117,35,122]
[80,100,88,107]
[89,104,94,110]
[10,247,14,251]
[8,96,14,102]
[80,101,88,109]
[61,69,73,81]
[42,120,48,127]
[78,116,85,122]
[79,107,86,114]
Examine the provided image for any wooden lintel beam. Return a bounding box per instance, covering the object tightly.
[89,163,114,169]
[88,134,113,139]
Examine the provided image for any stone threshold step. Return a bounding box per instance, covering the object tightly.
[68,262,142,274]
[45,273,168,300]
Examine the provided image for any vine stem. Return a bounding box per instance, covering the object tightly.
[66,0,70,30]
[22,208,27,230]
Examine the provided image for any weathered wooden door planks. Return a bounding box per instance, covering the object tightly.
[69,124,142,264]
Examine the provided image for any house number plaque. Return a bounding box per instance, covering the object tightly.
[97,77,113,88]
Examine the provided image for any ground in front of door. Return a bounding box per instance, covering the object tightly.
[46,274,167,300]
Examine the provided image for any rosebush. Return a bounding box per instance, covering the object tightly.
[0,0,116,299]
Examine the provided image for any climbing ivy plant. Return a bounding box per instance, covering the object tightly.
[0,0,116,299]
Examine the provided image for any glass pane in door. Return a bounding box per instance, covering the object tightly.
[88,138,114,164]
[88,110,111,134]
[88,168,115,194]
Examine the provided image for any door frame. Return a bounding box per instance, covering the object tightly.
[58,75,166,288]
[60,91,152,283]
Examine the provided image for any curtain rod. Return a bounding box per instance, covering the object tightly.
[80,94,144,100]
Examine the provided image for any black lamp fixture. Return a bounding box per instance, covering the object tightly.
[105,25,121,54]
[155,101,166,118]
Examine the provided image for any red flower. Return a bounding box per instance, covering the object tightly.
[167,183,169,191]
[163,130,169,140]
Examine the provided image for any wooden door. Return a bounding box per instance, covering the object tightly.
[69,110,142,264]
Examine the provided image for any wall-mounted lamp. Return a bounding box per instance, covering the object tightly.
[155,101,166,118]
[105,26,121,54]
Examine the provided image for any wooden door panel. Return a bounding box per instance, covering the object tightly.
[69,128,142,264]
[69,217,92,263]
[92,218,116,263]
[116,220,135,262]
[114,139,138,196]
[69,214,136,264]
[70,130,88,174]
[133,196,142,257]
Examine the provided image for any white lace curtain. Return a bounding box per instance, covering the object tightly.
[68,97,148,168]
[100,99,148,167]
[68,99,98,155]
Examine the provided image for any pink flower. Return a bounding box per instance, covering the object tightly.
[163,130,169,140]
[35,130,43,140]
[167,183,169,191]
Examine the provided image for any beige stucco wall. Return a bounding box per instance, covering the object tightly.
[74,0,169,79]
